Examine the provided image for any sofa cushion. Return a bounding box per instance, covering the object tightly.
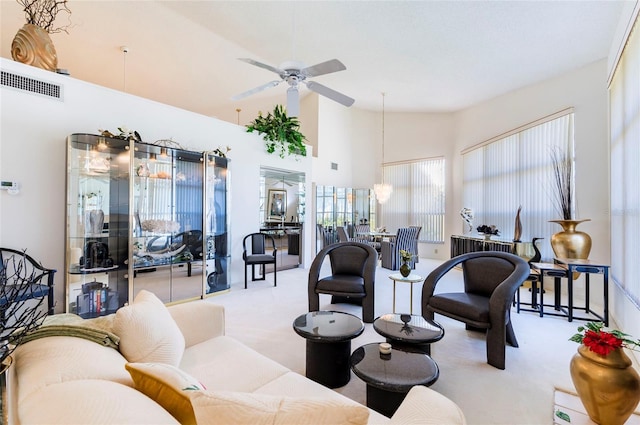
[190,390,370,425]
[113,290,185,366]
[126,361,369,425]
[180,335,290,392]
[18,379,179,424]
[126,362,203,425]
[12,336,133,405]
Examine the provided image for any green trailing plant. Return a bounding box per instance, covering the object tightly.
[246,105,307,158]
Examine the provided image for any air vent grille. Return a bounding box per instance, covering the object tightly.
[1,70,62,100]
[331,162,338,170]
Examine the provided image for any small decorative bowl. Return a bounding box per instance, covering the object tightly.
[379,342,392,355]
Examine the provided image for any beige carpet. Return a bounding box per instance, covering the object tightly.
[206,258,594,425]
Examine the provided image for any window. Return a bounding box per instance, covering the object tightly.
[380,158,445,243]
[462,112,574,260]
[610,15,640,306]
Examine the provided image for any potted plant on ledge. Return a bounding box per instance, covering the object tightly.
[246,105,307,159]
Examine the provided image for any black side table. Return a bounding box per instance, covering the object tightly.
[293,311,364,388]
[350,343,439,417]
[373,313,444,354]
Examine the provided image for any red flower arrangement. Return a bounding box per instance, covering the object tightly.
[570,322,640,356]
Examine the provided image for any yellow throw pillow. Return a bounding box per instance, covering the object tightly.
[190,390,370,425]
[113,290,185,366]
[125,362,204,425]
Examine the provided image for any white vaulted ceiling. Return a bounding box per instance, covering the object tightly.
[0,0,626,117]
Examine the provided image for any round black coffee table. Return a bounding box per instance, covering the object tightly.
[373,313,444,354]
[293,311,364,388]
[350,343,439,417]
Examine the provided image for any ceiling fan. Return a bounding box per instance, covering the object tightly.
[232,58,355,116]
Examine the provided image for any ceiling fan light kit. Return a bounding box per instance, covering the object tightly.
[233,58,354,117]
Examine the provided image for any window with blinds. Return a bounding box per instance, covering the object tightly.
[462,112,575,260]
[610,14,640,307]
[380,158,445,243]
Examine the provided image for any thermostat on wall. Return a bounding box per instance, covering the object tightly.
[1,181,20,195]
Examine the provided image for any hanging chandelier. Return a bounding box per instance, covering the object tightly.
[374,92,392,204]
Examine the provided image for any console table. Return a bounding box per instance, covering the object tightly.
[450,235,533,258]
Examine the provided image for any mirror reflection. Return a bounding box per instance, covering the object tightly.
[259,167,305,271]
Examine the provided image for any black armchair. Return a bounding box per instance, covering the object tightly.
[308,242,377,323]
[242,233,277,289]
[421,251,530,369]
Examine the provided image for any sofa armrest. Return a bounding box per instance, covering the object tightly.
[168,301,225,348]
[389,386,466,425]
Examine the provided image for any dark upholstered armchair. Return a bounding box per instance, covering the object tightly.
[421,251,530,369]
[308,242,378,323]
[242,233,277,289]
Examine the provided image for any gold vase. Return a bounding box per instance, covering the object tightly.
[570,345,640,425]
[550,219,591,278]
[11,23,58,71]
[549,219,592,259]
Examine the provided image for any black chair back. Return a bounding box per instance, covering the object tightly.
[251,234,266,254]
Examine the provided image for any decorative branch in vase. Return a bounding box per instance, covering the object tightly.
[1,252,49,372]
[548,146,591,260]
[11,0,72,71]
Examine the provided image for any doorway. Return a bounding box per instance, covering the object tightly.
[259,167,306,271]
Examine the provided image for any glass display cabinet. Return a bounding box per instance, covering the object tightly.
[65,134,229,317]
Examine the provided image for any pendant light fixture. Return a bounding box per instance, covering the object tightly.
[374,92,392,204]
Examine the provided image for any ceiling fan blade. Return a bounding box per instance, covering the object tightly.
[238,58,285,75]
[287,87,300,117]
[302,59,346,78]
[231,80,281,100]
[305,81,355,107]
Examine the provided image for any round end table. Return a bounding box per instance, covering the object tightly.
[350,343,439,417]
[293,311,364,388]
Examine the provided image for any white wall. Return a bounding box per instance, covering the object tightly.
[0,58,313,313]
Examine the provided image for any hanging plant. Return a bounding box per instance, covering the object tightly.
[246,105,307,158]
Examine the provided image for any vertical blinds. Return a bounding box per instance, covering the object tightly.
[462,113,574,260]
[381,158,445,243]
[610,15,640,307]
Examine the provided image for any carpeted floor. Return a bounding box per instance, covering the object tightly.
[206,258,598,425]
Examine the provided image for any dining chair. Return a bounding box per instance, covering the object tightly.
[242,233,277,289]
[381,227,420,270]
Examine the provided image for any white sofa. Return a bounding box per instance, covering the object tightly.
[7,291,466,424]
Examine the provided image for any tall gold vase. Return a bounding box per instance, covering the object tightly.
[570,345,640,425]
[11,23,58,71]
[549,219,592,259]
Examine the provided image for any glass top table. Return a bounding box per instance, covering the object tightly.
[293,311,365,388]
[373,313,444,347]
[350,342,439,417]
[293,310,365,342]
